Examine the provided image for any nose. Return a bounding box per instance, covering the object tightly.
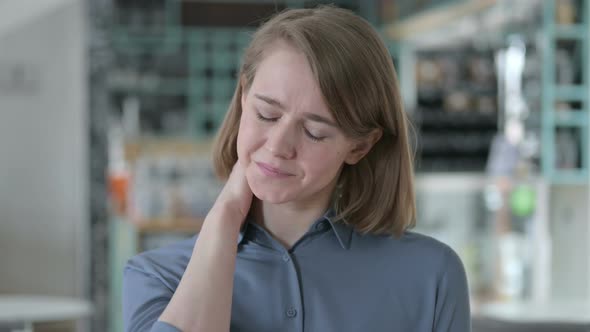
[265,122,297,159]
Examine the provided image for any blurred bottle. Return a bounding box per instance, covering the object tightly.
[107,124,129,216]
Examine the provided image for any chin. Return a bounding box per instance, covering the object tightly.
[250,185,295,204]
[246,165,296,204]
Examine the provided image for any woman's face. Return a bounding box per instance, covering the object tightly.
[237,41,366,205]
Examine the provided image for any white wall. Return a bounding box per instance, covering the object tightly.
[0,0,73,39]
[0,0,88,298]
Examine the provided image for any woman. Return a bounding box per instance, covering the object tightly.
[123,6,471,332]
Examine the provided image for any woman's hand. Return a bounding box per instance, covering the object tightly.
[212,160,253,225]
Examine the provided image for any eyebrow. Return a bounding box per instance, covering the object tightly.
[254,93,338,127]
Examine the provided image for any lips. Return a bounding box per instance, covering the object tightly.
[255,162,294,178]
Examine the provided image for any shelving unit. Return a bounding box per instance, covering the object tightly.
[541,0,589,184]
[412,48,499,172]
[540,0,590,303]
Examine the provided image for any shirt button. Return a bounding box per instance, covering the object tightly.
[282,254,290,262]
[315,222,328,231]
[286,307,297,318]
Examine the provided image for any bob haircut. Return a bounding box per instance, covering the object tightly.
[213,5,416,237]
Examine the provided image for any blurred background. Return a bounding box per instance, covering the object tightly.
[0,0,589,331]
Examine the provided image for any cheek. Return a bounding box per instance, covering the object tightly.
[303,148,346,179]
[236,118,249,160]
[236,114,260,162]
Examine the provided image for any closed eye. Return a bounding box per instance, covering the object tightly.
[256,112,278,122]
[257,111,326,142]
[304,129,325,142]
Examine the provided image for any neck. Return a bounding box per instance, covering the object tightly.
[252,192,333,250]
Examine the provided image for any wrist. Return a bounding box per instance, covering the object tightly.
[208,202,248,230]
[212,198,249,220]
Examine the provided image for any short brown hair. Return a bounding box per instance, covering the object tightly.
[213,5,416,237]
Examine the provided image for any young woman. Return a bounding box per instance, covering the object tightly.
[123,6,471,332]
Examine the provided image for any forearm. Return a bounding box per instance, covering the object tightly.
[159,207,242,332]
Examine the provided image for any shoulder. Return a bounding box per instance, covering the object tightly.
[124,235,197,291]
[397,231,468,286]
[354,230,465,278]
[398,231,462,266]
[351,230,471,329]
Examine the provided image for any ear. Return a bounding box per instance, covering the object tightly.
[344,128,383,165]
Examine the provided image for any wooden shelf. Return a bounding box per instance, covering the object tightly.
[134,217,205,234]
[385,0,496,40]
[124,138,214,164]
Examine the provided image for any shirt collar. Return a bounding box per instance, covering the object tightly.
[237,208,353,250]
[324,209,353,250]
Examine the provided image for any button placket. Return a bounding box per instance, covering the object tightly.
[280,250,303,331]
